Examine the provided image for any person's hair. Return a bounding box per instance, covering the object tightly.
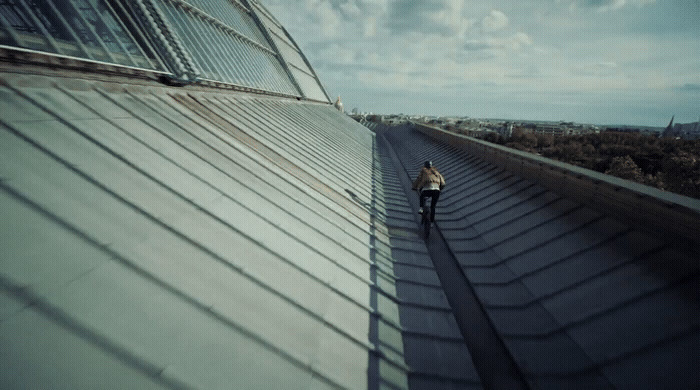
[424,160,432,168]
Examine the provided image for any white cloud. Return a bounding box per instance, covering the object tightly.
[364,16,379,37]
[463,32,533,53]
[481,10,509,32]
[264,0,696,125]
[305,0,342,37]
[386,0,473,38]
[316,43,358,65]
[573,61,621,77]
[563,0,657,12]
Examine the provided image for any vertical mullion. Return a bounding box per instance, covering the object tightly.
[267,51,288,94]
[211,26,241,84]
[62,0,116,63]
[237,37,261,89]
[232,35,256,87]
[178,11,215,79]
[227,35,250,86]
[43,0,94,59]
[107,0,165,70]
[16,0,62,54]
[202,22,231,83]
[162,4,209,77]
[82,0,139,67]
[0,7,22,46]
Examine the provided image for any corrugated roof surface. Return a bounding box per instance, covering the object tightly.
[383,125,700,389]
[373,127,483,390]
[0,71,380,389]
[2,71,698,390]
[0,70,491,389]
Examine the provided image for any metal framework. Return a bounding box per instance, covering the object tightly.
[0,0,330,102]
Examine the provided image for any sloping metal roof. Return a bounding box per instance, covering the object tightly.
[2,1,699,389]
[0,66,490,389]
[0,70,396,389]
[383,125,700,389]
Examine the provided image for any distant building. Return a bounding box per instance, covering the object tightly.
[662,116,700,139]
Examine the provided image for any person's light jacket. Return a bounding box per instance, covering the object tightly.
[412,167,445,191]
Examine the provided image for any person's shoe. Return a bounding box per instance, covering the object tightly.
[418,207,424,214]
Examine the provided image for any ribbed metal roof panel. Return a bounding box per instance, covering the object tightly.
[0,72,417,389]
[384,125,700,389]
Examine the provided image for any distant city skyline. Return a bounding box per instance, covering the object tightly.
[265,0,699,127]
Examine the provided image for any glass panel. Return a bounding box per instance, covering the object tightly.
[184,0,269,48]
[253,4,328,102]
[270,32,311,75]
[290,66,328,102]
[0,0,164,70]
[156,0,298,95]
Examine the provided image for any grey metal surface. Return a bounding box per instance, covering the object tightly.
[2,2,698,387]
[374,136,484,390]
[0,70,415,389]
[384,125,700,389]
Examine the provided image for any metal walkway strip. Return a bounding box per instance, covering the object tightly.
[377,129,530,390]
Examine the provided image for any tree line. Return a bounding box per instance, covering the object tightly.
[479,130,700,199]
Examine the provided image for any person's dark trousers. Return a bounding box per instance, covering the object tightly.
[419,189,441,222]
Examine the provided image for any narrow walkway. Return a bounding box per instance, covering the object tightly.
[371,126,484,389]
[381,123,700,390]
[376,127,528,390]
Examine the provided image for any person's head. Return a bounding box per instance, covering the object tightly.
[424,160,433,169]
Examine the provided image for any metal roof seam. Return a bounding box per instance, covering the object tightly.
[134,90,387,253]
[53,87,378,291]
[0,115,384,355]
[510,325,700,379]
[170,93,375,226]
[447,206,594,261]
[442,192,564,234]
[0,273,196,390]
[471,229,635,288]
[0,176,353,389]
[221,97,371,197]
[500,272,700,340]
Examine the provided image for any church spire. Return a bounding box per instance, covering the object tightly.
[663,115,675,137]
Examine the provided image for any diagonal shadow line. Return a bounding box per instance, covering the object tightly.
[440,189,556,236]
[381,126,530,390]
[60,86,383,285]
[439,168,515,208]
[437,181,542,225]
[415,160,498,199]
[472,228,635,288]
[221,97,370,195]
[0,122,395,349]
[407,371,483,386]
[452,206,596,268]
[476,243,670,309]
[0,97,379,312]
[501,271,700,339]
[0,182,348,390]
[514,322,700,379]
[0,274,194,390]
[173,92,372,226]
[141,91,386,253]
[367,135,382,390]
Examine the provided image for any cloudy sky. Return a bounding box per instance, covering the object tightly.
[264,0,699,126]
